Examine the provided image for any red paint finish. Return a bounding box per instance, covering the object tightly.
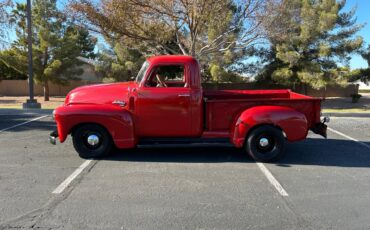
[134,87,193,136]
[231,106,308,148]
[133,55,203,137]
[53,55,324,150]
[204,90,320,131]
[66,81,136,105]
[54,104,136,148]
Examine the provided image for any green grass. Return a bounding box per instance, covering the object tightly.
[0,105,22,109]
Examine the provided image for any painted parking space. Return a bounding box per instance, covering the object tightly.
[328,117,370,143]
[35,148,304,230]
[259,128,370,229]
[0,112,370,229]
[0,114,85,225]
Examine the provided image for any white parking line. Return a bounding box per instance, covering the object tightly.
[256,162,289,197]
[0,115,49,133]
[52,160,93,194]
[328,127,370,149]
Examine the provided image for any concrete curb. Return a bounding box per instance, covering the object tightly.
[323,113,370,118]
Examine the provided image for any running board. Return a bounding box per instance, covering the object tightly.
[138,137,230,146]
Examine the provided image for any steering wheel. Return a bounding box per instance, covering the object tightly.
[156,74,167,87]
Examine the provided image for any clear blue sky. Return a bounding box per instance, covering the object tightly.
[344,0,370,69]
[10,0,370,69]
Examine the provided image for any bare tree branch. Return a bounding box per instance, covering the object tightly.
[69,0,267,59]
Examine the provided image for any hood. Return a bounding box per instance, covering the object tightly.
[65,82,136,105]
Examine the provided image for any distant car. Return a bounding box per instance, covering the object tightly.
[50,55,328,162]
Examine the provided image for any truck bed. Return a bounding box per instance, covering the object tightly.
[203,89,322,132]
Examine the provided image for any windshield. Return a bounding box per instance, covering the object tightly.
[135,61,149,83]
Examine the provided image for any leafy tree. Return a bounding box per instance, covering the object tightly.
[0,0,96,101]
[361,45,370,67]
[0,0,13,49]
[348,44,370,83]
[256,0,363,89]
[360,44,370,81]
[95,42,145,82]
[208,63,246,83]
[0,61,27,80]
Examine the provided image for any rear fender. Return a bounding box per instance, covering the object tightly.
[232,106,308,148]
[54,104,136,148]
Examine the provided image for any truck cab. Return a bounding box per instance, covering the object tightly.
[132,56,203,137]
[51,55,328,162]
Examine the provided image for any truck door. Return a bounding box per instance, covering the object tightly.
[135,64,193,137]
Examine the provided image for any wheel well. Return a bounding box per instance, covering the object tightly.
[70,123,111,138]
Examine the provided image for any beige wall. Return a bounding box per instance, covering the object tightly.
[0,80,359,97]
[0,80,101,96]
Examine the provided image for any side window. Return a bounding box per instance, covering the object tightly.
[146,65,186,88]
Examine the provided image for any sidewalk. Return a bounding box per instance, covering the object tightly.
[322,93,370,110]
[0,96,64,109]
[321,93,370,117]
[322,112,370,118]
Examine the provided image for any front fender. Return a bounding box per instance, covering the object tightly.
[232,106,308,148]
[54,104,136,148]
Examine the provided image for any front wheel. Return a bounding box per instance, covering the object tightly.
[72,124,113,159]
[245,125,285,162]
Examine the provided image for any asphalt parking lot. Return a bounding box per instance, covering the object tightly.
[0,109,369,230]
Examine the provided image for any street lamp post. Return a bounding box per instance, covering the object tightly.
[23,0,41,109]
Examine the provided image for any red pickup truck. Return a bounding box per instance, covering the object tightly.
[50,55,328,162]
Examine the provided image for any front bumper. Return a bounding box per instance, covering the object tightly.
[49,130,58,145]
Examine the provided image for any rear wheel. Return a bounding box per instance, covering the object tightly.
[245,125,285,162]
[72,124,113,159]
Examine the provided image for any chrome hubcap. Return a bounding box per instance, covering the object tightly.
[259,138,269,147]
[87,134,100,146]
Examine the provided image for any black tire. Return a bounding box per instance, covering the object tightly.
[72,124,113,159]
[245,125,285,162]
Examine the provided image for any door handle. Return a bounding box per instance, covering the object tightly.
[112,100,126,107]
[178,94,190,97]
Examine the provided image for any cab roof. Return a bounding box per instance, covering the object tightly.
[146,55,197,64]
